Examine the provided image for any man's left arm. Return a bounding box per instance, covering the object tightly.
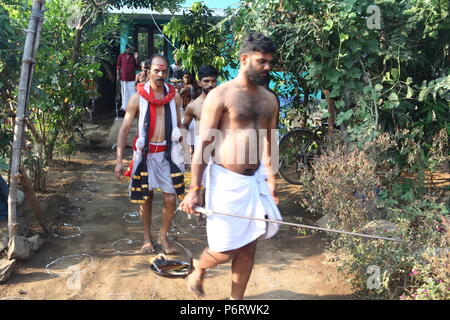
[262,94,280,204]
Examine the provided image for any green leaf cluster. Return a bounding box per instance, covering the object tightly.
[163,1,229,78]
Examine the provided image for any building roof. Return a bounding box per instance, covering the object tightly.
[109,6,226,19]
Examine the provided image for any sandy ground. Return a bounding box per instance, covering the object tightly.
[0,120,356,300]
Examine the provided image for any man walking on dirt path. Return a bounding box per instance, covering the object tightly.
[180,33,282,300]
[115,54,184,254]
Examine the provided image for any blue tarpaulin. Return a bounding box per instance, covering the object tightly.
[0,175,8,220]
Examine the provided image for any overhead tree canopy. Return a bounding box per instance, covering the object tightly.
[108,0,183,12]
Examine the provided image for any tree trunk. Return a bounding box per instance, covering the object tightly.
[72,15,86,64]
[18,166,48,233]
[8,0,45,239]
[322,89,336,135]
[327,97,336,134]
[300,87,310,127]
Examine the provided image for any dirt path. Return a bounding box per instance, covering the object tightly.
[0,121,355,300]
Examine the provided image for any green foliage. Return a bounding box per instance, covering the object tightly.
[163,1,229,78]
[299,129,449,299]
[223,0,449,150]
[109,0,183,12]
[0,0,26,105]
[23,0,120,162]
[297,125,450,299]
[0,158,9,171]
[331,195,449,300]
[299,133,382,229]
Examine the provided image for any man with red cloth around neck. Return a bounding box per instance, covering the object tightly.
[115,54,184,254]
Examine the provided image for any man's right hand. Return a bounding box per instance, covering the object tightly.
[180,189,203,215]
[114,160,125,180]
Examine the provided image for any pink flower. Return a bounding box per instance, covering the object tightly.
[408,269,418,277]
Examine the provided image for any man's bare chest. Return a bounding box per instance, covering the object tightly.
[226,95,273,124]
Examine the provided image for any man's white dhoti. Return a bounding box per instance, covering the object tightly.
[121,81,136,110]
[205,163,282,252]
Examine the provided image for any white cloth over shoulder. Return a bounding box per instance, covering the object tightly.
[205,163,282,252]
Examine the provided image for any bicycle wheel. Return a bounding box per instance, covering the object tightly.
[278,129,322,185]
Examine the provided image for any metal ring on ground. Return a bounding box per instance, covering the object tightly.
[45,254,94,276]
[49,222,82,239]
[172,222,207,238]
[59,205,81,216]
[107,293,131,300]
[111,239,142,255]
[123,212,140,224]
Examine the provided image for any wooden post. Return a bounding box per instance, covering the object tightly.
[8,0,45,239]
[323,89,336,135]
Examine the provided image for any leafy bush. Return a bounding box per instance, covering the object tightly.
[299,131,449,299]
[330,196,449,299]
[299,132,382,229]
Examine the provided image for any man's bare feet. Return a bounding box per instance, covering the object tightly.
[142,241,155,254]
[186,261,205,298]
[158,236,178,254]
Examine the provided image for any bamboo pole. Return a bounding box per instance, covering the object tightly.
[8,0,45,239]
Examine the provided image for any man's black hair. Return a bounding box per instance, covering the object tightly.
[238,32,276,56]
[146,54,170,68]
[198,65,218,80]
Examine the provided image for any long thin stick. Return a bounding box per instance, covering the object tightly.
[193,207,405,243]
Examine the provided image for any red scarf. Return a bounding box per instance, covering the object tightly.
[136,82,176,140]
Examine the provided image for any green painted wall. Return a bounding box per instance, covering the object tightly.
[119,17,175,64]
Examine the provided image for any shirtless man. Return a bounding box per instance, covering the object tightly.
[135,61,149,87]
[183,65,218,226]
[183,65,219,154]
[115,54,183,254]
[180,33,281,300]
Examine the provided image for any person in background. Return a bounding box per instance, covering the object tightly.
[135,60,149,87]
[117,45,139,112]
[183,65,219,156]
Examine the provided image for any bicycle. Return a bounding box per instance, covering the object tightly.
[278,116,328,185]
